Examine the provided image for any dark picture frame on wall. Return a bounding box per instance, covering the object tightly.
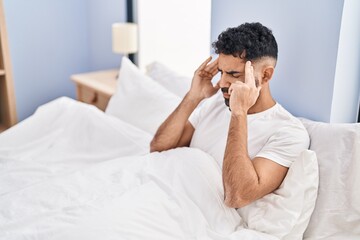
[126,0,137,64]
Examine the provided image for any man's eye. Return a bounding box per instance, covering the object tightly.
[232,74,241,78]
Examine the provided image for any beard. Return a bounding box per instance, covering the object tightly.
[221,87,230,107]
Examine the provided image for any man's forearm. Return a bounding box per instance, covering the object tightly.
[150,92,202,152]
[223,112,260,208]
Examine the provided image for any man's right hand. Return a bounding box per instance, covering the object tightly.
[150,57,219,153]
[188,57,220,101]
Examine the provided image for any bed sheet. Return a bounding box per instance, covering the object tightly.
[0,97,277,240]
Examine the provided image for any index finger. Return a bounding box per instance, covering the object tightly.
[196,56,212,72]
[244,61,256,87]
[205,57,219,75]
[205,57,219,70]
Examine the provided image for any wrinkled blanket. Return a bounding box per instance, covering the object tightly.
[0,97,277,240]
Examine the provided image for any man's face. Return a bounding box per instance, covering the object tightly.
[217,54,260,107]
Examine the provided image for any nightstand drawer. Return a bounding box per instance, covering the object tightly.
[71,69,117,112]
[78,85,111,111]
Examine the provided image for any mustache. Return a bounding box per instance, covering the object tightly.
[221,87,229,94]
[221,87,230,107]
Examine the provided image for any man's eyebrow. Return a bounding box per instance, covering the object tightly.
[227,70,242,75]
[218,68,242,75]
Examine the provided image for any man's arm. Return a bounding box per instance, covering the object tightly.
[150,94,199,152]
[150,57,219,152]
[222,61,288,208]
[223,112,288,208]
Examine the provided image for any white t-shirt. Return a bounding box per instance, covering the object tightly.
[189,92,310,168]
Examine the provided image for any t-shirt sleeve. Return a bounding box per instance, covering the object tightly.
[188,97,214,128]
[256,125,310,167]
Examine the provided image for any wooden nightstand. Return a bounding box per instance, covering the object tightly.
[71,69,118,111]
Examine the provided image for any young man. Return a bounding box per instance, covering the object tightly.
[150,22,309,208]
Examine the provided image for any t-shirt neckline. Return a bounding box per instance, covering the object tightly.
[224,102,279,120]
[247,103,279,120]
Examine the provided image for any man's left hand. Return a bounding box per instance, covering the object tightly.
[228,61,261,115]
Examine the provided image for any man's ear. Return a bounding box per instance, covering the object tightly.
[262,66,274,83]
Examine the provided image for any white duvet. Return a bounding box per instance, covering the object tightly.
[0,98,277,240]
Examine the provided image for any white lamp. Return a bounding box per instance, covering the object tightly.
[112,22,138,56]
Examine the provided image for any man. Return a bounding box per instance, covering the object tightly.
[150,22,309,208]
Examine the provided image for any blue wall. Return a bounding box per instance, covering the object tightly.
[211,0,345,122]
[4,0,357,123]
[3,0,126,121]
[88,0,126,70]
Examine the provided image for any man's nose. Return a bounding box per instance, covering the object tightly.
[218,74,230,88]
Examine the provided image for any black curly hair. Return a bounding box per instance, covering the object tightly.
[212,22,278,61]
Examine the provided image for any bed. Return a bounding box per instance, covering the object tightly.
[0,57,359,240]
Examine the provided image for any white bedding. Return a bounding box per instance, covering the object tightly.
[0,97,277,240]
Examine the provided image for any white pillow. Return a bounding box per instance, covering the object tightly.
[300,119,360,239]
[105,57,181,135]
[237,150,319,240]
[146,61,192,98]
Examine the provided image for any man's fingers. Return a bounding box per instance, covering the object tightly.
[244,61,256,87]
[196,56,212,72]
[228,85,233,95]
[206,57,219,70]
[204,58,219,77]
[210,63,219,76]
[199,70,213,79]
